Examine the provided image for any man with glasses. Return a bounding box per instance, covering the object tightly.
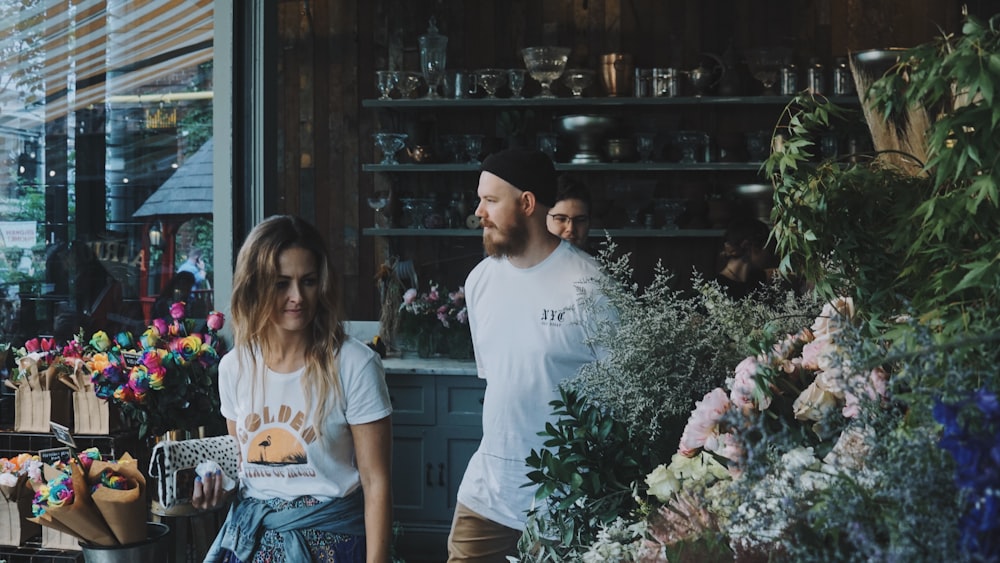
[546,174,592,251]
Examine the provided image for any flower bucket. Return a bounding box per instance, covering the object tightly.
[79,522,169,563]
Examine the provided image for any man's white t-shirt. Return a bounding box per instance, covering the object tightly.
[218,336,392,501]
[457,240,607,529]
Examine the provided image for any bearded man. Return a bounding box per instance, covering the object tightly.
[447,148,613,562]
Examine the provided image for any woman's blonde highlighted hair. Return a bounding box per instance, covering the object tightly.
[230,215,347,435]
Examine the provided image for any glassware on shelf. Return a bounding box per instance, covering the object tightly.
[608,181,655,227]
[743,47,792,95]
[562,68,595,97]
[744,130,772,161]
[399,197,419,228]
[418,17,448,99]
[367,191,391,227]
[475,69,506,99]
[669,130,709,163]
[654,198,687,230]
[521,46,571,98]
[507,69,526,99]
[536,132,558,160]
[373,132,408,165]
[464,134,484,164]
[556,114,618,164]
[636,132,656,163]
[393,71,423,99]
[376,70,397,100]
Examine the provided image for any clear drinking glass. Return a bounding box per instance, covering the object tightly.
[476,69,506,99]
[367,191,390,227]
[393,71,423,99]
[376,70,397,100]
[521,46,571,98]
[507,69,526,99]
[562,69,595,97]
[464,134,484,164]
[537,132,558,160]
[373,132,408,165]
[636,132,656,162]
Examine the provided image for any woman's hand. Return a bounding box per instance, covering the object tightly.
[191,469,235,511]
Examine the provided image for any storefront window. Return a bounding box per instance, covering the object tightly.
[0,0,215,350]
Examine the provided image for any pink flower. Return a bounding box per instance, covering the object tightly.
[730,356,768,410]
[207,311,225,331]
[678,388,732,457]
[402,288,417,305]
[843,367,889,418]
[24,338,40,353]
[152,318,169,336]
[169,301,186,320]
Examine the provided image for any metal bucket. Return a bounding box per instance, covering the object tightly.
[600,53,633,96]
[79,522,170,563]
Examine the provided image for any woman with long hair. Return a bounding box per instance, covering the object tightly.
[195,215,392,562]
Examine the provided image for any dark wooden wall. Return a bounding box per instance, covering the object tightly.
[268,0,972,320]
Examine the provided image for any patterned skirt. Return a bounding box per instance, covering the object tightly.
[219,496,366,563]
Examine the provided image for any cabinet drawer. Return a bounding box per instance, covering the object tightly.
[387,374,436,425]
[436,376,486,427]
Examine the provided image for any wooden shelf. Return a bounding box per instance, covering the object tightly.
[362,95,860,109]
[363,162,765,172]
[363,228,723,238]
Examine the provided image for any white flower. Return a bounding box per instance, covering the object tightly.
[645,463,679,502]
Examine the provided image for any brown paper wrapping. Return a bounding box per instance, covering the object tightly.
[34,461,117,546]
[89,454,147,545]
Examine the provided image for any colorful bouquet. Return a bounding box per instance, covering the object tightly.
[86,303,227,439]
[638,297,893,558]
[28,448,147,546]
[398,282,471,358]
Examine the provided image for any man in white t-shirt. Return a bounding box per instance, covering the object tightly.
[447,148,611,562]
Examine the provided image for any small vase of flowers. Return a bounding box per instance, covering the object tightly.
[398,282,472,359]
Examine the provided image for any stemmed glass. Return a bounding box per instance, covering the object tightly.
[464,134,484,164]
[562,69,595,97]
[373,133,408,165]
[744,47,792,95]
[670,131,708,163]
[476,69,506,99]
[376,70,397,100]
[367,191,391,227]
[521,46,571,99]
[393,71,423,99]
[507,69,526,99]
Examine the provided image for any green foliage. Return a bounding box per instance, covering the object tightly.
[567,239,820,451]
[766,14,1000,346]
[520,387,650,561]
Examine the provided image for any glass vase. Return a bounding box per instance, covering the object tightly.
[417,330,441,359]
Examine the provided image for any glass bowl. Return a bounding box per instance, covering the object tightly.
[521,46,571,98]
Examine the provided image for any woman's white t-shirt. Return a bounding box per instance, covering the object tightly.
[218,337,392,501]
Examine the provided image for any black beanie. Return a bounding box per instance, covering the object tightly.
[480,148,557,207]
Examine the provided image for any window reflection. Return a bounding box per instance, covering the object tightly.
[0,2,215,393]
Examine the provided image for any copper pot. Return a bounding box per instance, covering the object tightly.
[600,53,634,97]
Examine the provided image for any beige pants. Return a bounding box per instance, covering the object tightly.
[447,502,521,563]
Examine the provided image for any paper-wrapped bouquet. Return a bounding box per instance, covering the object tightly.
[28,448,148,546]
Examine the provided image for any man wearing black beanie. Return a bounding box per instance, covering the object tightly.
[447,148,614,562]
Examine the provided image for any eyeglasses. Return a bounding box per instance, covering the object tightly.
[547,213,590,225]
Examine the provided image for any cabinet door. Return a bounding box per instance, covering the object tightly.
[439,426,484,522]
[436,376,486,427]
[391,425,442,523]
[386,374,436,425]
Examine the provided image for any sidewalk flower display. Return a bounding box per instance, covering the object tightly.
[398,282,471,358]
[87,304,227,439]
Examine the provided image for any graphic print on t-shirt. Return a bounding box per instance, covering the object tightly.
[246,427,306,465]
[237,404,321,479]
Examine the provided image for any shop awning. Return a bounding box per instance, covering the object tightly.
[133,138,213,218]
